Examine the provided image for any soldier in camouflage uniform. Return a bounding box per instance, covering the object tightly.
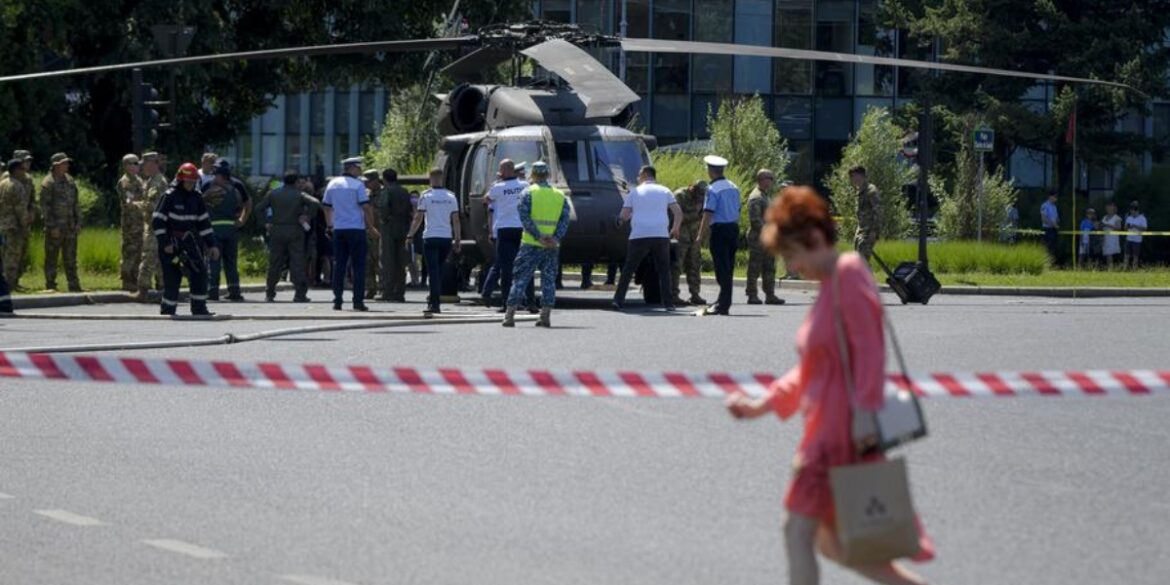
[117,154,147,291]
[136,152,168,299]
[0,155,36,290]
[40,153,82,292]
[745,169,784,305]
[362,170,383,300]
[671,180,707,306]
[850,165,881,265]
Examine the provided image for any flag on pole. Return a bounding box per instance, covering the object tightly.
[1065,108,1077,144]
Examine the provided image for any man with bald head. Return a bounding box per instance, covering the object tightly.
[480,158,532,310]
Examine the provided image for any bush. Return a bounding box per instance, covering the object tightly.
[364,84,440,175]
[870,240,1048,275]
[825,107,915,240]
[932,118,1020,241]
[707,94,791,184]
[29,172,110,228]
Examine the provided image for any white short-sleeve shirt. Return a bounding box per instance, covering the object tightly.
[1126,213,1148,243]
[625,180,676,240]
[486,178,529,234]
[419,188,460,239]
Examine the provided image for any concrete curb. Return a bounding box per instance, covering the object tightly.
[559,272,1170,299]
[12,283,293,310]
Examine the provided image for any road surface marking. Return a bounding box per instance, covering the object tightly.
[278,575,360,585]
[140,539,228,559]
[33,509,105,526]
[0,492,14,499]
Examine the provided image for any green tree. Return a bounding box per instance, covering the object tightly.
[0,0,524,201]
[364,83,441,175]
[826,107,915,240]
[931,122,1020,241]
[884,0,1170,195]
[706,94,791,185]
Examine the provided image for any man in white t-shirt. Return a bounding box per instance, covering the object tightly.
[612,165,683,311]
[1124,200,1148,269]
[407,168,462,314]
[480,159,534,310]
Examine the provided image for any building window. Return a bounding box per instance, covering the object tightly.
[652,95,689,142]
[334,90,351,162]
[734,0,772,94]
[774,0,814,95]
[775,97,813,140]
[856,0,895,96]
[577,0,609,33]
[1154,104,1170,163]
[652,0,690,94]
[309,92,326,178]
[816,0,854,96]
[693,0,733,93]
[284,96,303,172]
[358,90,378,151]
[542,0,572,23]
[618,0,650,93]
[260,99,283,177]
[692,94,717,138]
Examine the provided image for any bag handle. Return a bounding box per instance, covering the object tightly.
[831,259,915,454]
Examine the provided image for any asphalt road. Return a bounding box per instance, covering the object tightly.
[1,283,1168,585]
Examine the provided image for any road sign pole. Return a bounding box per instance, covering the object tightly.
[977,151,985,241]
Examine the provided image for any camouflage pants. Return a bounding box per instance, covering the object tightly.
[138,226,161,290]
[364,233,381,298]
[854,230,877,265]
[44,230,79,289]
[745,239,776,298]
[507,245,559,308]
[671,235,702,299]
[120,213,143,289]
[1,228,28,288]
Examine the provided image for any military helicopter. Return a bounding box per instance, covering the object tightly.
[0,20,1137,300]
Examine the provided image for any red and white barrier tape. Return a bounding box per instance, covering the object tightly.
[1,352,1167,399]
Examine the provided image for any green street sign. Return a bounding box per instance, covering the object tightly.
[973,127,995,152]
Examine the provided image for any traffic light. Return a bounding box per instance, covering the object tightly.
[130,67,171,152]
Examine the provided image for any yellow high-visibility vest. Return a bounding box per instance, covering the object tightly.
[521,185,566,247]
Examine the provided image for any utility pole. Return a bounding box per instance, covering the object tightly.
[619,0,628,82]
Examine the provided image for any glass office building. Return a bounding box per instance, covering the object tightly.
[224,1,1168,196]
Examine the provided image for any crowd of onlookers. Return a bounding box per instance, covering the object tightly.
[1020,192,1153,268]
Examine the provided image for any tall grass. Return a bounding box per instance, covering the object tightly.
[26,229,122,274]
[870,240,1049,275]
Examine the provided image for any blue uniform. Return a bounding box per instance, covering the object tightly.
[507,185,571,308]
[704,177,740,313]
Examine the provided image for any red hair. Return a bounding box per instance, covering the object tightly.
[762,186,837,255]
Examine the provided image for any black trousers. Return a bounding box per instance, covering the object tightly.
[614,237,673,308]
[709,223,739,312]
[1043,227,1060,262]
[423,237,452,311]
[332,229,368,306]
[159,248,209,315]
[0,240,12,312]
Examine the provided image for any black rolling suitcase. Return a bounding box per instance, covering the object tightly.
[871,252,940,305]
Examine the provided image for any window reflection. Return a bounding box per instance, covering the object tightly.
[775,0,813,95]
[653,0,690,94]
[856,0,895,96]
[693,0,733,93]
[816,0,854,96]
[591,140,648,185]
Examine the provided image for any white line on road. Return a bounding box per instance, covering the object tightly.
[140,539,228,559]
[278,575,361,585]
[33,509,105,526]
[0,492,14,499]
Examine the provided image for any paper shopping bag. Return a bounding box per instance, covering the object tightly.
[830,457,921,565]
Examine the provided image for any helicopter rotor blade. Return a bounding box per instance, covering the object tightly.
[521,39,640,118]
[620,38,1144,96]
[0,37,477,84]
[441,47,515,82]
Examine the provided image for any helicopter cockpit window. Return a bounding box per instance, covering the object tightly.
[494,141,545,174]
[468,144,489,197]
[590,140,646,185]
[555,141,589,184]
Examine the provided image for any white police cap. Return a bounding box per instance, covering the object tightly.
[341,157,364,167]
[703,155,729,168]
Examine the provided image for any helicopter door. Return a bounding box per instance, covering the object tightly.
[462,141,492,249]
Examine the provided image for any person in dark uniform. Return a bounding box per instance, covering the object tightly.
[202,165,248,301]
[152,163,220,316]
[378,169,414,302]
[695,155,740,316]
[254,170,320,302]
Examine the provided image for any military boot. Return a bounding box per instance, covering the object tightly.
[535,306,552,328]
[689,294,707,306]
[746,295,763,305]
[502,306,517,328]
[765,295,786,306]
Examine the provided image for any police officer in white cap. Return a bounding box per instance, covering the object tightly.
[323,156,380,311]
[694,155,739,316]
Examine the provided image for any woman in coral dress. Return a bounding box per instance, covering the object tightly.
[725,186,933,585]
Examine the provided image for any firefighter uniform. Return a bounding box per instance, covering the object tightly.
[152,168,217,316]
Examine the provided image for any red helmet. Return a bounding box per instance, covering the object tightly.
[176,162,199,181]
